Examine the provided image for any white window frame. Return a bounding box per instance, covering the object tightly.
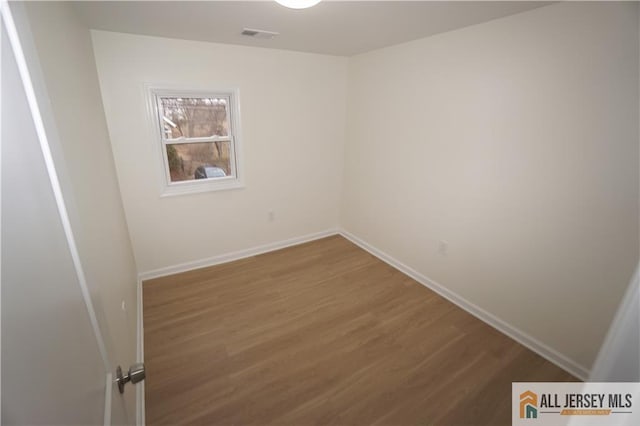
[148,87,244,196]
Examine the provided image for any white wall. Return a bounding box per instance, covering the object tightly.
[18,1,139,418]
[589,265,640,382]
[2,20,107,424]
[342,1,639,373]
[91,31,347,275]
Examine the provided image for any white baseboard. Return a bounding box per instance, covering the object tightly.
[136,275,145,426]
[138,228,340,282]
[338,229,591,381]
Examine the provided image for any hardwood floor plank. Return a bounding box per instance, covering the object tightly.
[143,235,576,425]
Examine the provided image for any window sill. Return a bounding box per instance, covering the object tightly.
[160,178,245,197]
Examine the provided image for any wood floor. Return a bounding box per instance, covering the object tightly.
[143,235,575,425]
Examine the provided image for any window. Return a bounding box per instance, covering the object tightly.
[151,88,243,195]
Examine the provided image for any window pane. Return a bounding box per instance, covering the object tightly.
[160,97,229,139]
[166,142,232,182]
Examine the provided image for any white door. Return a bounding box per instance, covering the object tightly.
[1,4,131,424]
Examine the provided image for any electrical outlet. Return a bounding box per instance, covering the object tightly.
[121,300,127,312]
[268,210,275,222]
[438,240,449,256]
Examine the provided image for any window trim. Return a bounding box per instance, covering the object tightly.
[147,86,245,197]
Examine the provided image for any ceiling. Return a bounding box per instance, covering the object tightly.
[73,1,551,57]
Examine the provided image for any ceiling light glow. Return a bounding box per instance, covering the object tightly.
[274,0,322,10]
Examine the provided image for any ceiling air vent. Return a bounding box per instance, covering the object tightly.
[241,28,279,40]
